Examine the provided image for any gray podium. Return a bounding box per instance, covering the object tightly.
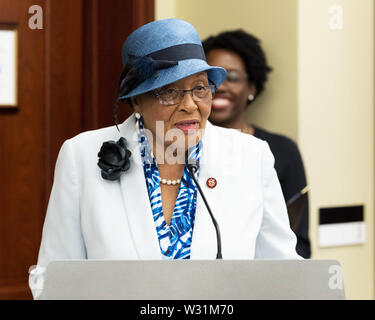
[38,259,345,300]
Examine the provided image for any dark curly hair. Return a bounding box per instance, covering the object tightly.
[203,30,272,101]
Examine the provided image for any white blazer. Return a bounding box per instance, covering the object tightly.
[29,113,301,298]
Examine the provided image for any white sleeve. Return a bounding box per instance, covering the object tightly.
[255,141,302,259]
[28,139,87,299]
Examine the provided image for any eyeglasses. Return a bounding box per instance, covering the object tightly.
[225,70,248,84]
[149,83,216,106]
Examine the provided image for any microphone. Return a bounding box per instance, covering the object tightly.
[187,163,222,259]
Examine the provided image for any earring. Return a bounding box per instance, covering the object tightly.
[135,112,145,133]
[248,94,255,101]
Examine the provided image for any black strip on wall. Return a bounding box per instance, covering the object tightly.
[319,205,364,225]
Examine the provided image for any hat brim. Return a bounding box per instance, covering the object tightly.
[119,59,226,99]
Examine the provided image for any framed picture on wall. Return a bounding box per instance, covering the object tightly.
[0,25,18,108]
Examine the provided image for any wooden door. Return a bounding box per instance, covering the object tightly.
[0,0,153,299]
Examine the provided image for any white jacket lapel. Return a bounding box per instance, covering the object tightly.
[119,114,161,260]
[190,122,222,260]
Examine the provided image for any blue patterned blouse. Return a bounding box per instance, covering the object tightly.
[137,118,201,260]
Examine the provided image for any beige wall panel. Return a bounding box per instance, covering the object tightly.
[298,0,374,299]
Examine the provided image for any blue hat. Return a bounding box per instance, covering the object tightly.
[119,19,226,99]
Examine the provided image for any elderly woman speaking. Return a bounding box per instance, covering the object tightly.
[29,19,300,298]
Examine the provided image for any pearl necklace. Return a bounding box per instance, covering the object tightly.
[159,176,181,186]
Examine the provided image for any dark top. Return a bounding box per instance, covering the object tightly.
[254,126,311,258]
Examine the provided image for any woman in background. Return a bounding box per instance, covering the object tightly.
[203,30,311,258]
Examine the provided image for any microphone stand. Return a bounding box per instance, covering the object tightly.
[188,164,222,259]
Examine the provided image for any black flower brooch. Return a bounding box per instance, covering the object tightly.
[97,137,132,181]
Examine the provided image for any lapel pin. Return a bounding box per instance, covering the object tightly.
[206,177,217,189]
